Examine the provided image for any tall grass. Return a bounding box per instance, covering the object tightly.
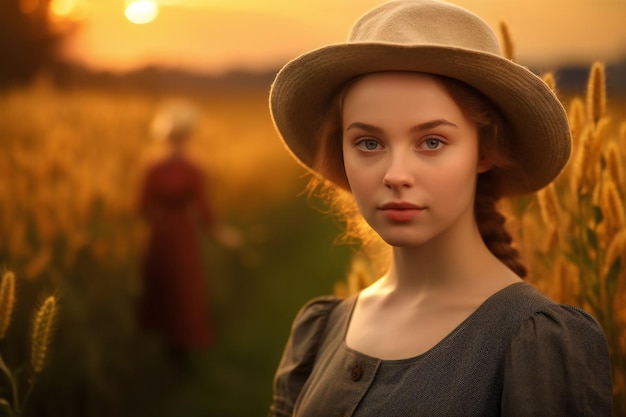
[1,61,624,414]
[0,77,350,416]
[510,62,626,416]
[0,77,303,282]
[0,269,58,416]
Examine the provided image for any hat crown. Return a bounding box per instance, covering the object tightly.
[270,0,571,196]
[348,0,501,56]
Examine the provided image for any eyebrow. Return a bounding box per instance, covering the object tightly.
[345,119,458,133]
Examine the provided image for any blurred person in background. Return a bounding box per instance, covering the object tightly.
[138,98,240,371]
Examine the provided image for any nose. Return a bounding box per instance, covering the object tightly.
[383,151,414,189]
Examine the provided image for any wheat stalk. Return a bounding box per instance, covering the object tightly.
[498,21,515,61]
[0,271,16,340]
[570,125,594,194]
[555,257,579,306]
[602,178,626,233]
[542,72,556,92]
[605,141,624,188]
[605,229,626,278]
[30,296,57,374]
[537,183,561,228]
[568,97,585,149]
[586,62,607,125]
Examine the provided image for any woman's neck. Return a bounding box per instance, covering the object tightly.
[376,221,520,300]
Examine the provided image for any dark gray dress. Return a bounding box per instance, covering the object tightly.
[269,282,612,417]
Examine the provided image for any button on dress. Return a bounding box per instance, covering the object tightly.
[269,282,612,417]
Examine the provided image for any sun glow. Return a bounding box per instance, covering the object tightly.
[49,0,89,21]
[51,0,75,15]
[125,0,159,25]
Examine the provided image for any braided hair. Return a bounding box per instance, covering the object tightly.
[442,76,528,277]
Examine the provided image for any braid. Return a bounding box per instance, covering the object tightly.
[433,74,527,277]
[475,176,527,278]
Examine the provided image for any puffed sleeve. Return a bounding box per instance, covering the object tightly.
[269,296,342,417]
[502,305,612,416]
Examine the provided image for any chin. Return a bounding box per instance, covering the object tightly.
[378,233,427,248]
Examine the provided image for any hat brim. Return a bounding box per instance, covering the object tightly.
[269,43,571,195]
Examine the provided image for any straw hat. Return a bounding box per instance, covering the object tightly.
[269,0,571,195]
[151,98,199,142]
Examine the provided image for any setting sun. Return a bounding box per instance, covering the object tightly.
[49,0,89,20]
[125,0,159,25]
[51,0,76,15]
[57,0,626,76]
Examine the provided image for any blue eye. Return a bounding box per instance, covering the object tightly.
[422,137,444,150]
[356,138,381,151]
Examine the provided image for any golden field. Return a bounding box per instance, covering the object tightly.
[0,76,328,416]
[0,63,625,415]
[514,64,626,414]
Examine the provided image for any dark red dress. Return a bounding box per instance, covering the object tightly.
[139,153,214,350]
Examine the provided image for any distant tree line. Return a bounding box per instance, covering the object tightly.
[0,0,73,87]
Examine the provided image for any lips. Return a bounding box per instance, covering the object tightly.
[379,202,425,222]
[380,202,424,210]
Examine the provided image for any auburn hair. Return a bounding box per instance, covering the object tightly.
[307,72,527,278]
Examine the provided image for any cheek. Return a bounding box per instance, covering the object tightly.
[344,158,368,193]
[342,146,365,187]
[343,157,379,206]
[431,158,480,204]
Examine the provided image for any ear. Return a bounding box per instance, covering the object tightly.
[476,156,492,174]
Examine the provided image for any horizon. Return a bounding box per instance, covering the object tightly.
[55,0,626,76]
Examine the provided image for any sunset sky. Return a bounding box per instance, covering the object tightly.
[57,0,626,75]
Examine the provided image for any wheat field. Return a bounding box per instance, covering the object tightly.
[0,76,342,416]
[1,63,625,415]
[514,63,626,414]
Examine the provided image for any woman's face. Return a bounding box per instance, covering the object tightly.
[341,72,491,248]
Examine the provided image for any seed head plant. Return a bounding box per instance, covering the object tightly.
[0,271,58,417]
[511,61,626,416]
[29,297,56,376]
[0,272,16,340]
[499,21,515,61]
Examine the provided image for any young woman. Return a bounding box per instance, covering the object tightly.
[268,1,612,416]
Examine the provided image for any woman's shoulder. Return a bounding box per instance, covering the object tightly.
[495,283,610,378]
[289,295,351,337]
[476,282,608,358]
[499,284,612,415]
[509,284,607,349]
[270,295,347,416]
[493,282,604,332]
